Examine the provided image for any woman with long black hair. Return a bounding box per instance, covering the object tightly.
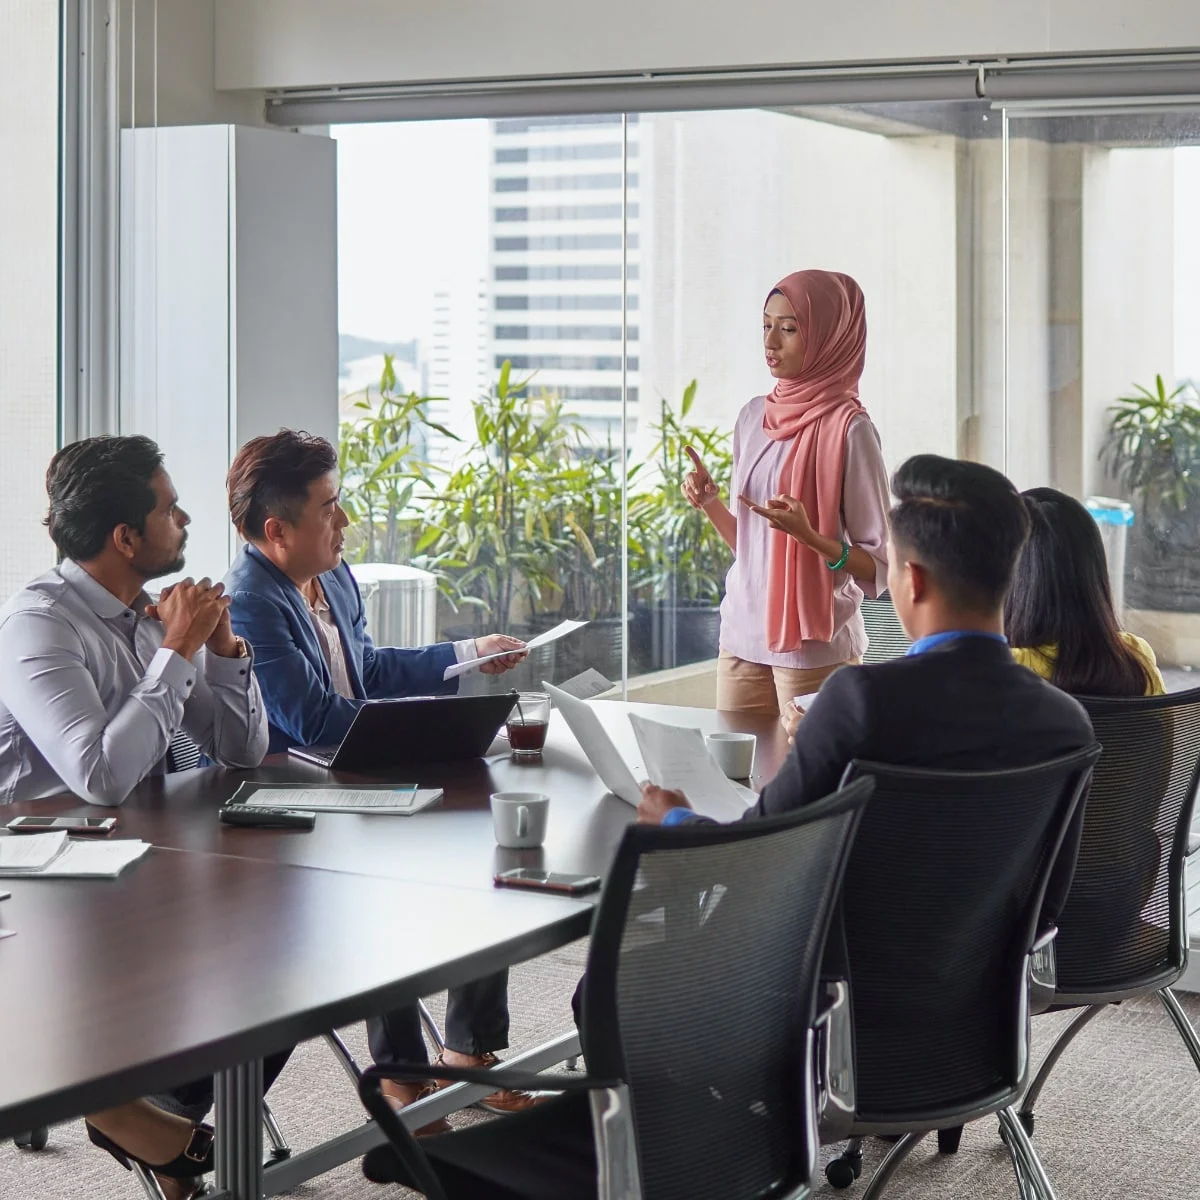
[1005,487,1164,696]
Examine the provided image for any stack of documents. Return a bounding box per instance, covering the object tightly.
[628,714,756,823]
[231,782,444,815]
[0,832,152,878]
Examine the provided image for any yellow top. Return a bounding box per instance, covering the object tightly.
[1011,632,1166,696]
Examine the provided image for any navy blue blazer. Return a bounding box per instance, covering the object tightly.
[224,546,457,753]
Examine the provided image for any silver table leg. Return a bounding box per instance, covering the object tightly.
[215,1059,265,1200]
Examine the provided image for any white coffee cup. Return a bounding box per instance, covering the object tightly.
[490,792,550,849]
[705,732,756,780]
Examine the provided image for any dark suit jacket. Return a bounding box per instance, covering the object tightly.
[224,546,457,753]
[689,636,1095,926]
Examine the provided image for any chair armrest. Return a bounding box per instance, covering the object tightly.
[361,1062,621,1095]
[814,977,855,1144]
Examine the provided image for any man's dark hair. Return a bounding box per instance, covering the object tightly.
[44,435,164,562]
[889,454,1030,613]
[227,430,338,541]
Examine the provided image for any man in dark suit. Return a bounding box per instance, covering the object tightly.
[223,430,535,1125]
[639,453,1094,933]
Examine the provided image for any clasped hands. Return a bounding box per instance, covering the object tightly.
[145,578,239,661]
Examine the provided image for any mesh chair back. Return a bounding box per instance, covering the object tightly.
[1053,687,1200,997]
[580,782,871,1200]
[840,747,1099,1124]
[861,594,911,665]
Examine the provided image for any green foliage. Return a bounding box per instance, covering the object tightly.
[548,430,641,620]
[628,380,734,606]
[337,362,733,632]
[412,362,580,631]
[338,354,456,563]
[1103,374,1200,513]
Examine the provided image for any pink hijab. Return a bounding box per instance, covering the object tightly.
[762,270,867,651]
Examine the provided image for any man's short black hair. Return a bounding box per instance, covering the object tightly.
[227,430,338,541]
[44,435,164,562]
[889,454,1030,613]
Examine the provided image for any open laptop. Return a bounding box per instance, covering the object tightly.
[288,693,518,770]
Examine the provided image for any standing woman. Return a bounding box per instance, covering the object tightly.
[684,270,889,721]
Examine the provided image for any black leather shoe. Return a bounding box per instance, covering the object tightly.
[85,1120,215,1179]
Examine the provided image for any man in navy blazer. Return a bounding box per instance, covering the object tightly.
[223,430,536,1123]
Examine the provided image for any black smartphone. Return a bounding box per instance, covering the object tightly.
[219,806,316,830]
[6,815,116,835]
[494,868,602,896]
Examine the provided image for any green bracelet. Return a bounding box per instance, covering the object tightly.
[826,541,851,571]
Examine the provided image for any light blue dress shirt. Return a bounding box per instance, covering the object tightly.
[0,560,268,805]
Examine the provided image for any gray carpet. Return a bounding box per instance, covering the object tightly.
[4,940,1200,1199]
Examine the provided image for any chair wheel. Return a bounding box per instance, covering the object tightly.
[825,1155,863,1189]
[937,1125,963,1155]
[14,1128,48,1151]
[1019,1111,1035,1137]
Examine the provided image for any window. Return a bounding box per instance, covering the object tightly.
[0,0,59,599]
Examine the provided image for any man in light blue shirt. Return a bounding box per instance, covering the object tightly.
[0,435,268,805]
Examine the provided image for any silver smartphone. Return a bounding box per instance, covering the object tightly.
[6,815,117,836]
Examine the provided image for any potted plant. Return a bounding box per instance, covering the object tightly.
[338,354,456,565]
[1102,374,1200,612]
[535,430,646,680]
[413,362,575,692]
[628,381,734,670]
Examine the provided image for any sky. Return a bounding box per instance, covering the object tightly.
[332,120,490,346]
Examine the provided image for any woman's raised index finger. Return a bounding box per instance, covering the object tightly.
[684,445,706,471]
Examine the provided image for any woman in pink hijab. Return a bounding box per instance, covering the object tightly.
[684,270,890,723]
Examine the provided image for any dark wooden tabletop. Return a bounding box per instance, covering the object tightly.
[4,702,790,889]
[0,700,789,1139]
[0,847,591,1140]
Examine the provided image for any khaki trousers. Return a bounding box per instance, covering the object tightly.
[716,649,856,718]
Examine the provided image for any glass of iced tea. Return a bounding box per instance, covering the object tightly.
[506,691,551,761]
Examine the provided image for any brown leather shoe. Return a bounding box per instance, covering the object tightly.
[432,1051,546,1115]
[378,1077,452,1136]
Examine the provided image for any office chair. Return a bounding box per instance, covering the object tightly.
[822,747,1100,1200]
[359,781,873,1199]
[1017,687,1200,1136]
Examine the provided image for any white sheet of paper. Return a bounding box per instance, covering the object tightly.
[442,619,588,681]
[0,831,69,872]
[35,839,151,878]
[554,667,616,701]
[792,691,822,713]
[627,714,755,823]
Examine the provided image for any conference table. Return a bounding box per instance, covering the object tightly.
[0,700,788,1199]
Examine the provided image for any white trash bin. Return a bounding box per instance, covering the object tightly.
[1085,496,1134,616]
[353,562,438,648]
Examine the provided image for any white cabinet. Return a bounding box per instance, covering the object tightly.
[120,124,337,581]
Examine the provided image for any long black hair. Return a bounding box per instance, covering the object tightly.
[1004,486,1152,696]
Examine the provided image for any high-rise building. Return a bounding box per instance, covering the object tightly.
[488,114,640,446]
[427,278,490,466]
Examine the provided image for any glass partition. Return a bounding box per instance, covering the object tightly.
[331,103,1017,700]
[0,0,60,600]
[1002,104,1200,683]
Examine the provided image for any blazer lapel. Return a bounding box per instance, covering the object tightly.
[243,545,335,692]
